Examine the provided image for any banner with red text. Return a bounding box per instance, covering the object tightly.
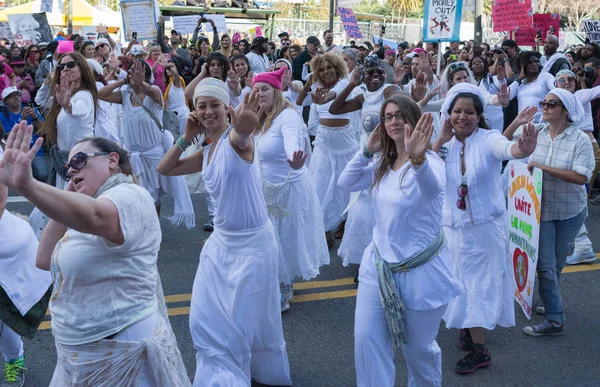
[507,161,543,319]
[515,14,560,46]
[491,0,533,33]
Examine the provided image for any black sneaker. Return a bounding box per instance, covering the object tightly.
[203,216,214,232]
[455,345,492,374]
[457,328,473,351]
[522,320,564,337]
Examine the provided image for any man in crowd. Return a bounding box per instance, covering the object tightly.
[293,36,320,82]
[279,32,291,49]
[541,34,571,76]
[157,20,192,69]
[322,30,343,55]
[246,36,270,74]
[443,40,460,61]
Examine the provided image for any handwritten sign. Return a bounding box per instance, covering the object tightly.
[515,14,560,46]
[81,26,98,42]
[120,0,157,40]
[172,14,228,35]
[7,13,53,47]
[40,0,53,13]
[583,20,600,45]
[204,15,227,33]
[507,161,542,319]
[491,0,533,33]
[0,22,14,41]
[337,7,362,40]
[423,0,464,42]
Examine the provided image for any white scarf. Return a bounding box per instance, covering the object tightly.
[542,52,568,73]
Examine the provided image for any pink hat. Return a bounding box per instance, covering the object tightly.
[57,40,75,54]
[252,67,286,90]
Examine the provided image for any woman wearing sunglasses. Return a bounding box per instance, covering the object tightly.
[329,55,400,269]
[432,83,538,374]
[0,124,190,385]
[511,89,594,336]
[157,78,292,385]
[338,95,463,386]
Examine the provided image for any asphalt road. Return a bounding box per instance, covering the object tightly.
[6,193,600,387]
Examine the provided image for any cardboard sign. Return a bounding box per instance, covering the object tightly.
[515,14,560,46]
[423,0,464,42]
[491,0,533,33]
[120,0,157,40]
[337,7,362,40]
[507,161,543,319]
[583,20,600,45]
[7,13,53,47]
[172,14,227,35]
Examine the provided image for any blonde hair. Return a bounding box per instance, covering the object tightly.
[310,53,348,85]
[256,88,292,133]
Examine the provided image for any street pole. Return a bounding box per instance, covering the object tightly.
[329,0,334,31]
[67,0,73,35]
[474,0,483,43]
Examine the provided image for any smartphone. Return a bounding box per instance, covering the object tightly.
[132,32,137,40]
[381,24,386,35]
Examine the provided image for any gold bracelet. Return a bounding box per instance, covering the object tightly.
[408,154,426,167]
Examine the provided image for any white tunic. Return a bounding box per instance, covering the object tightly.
[507,72,555,123]
[165,84,190,136]
[93,81,120,144]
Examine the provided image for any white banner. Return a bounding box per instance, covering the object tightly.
[422,0,463,42]
[81,26,98,42]
[172,14,228,35]
[120,0,157,40]
[583,20,600,45]
[204,15,227,33]
[507,161,543,319]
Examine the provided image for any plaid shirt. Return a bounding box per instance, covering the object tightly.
[529,124,595,221]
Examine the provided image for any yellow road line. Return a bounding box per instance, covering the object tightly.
[292,289,357,303]
[562,262,600,273]
[293,277,356,290]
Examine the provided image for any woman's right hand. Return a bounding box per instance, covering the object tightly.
[439,119,454,143]
[199,63,207,78]
[183,111,205,143]
[349,66,362,87]
[514,106,538,126]
[365,123,382,155]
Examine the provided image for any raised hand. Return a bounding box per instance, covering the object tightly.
[349,66,362,87]
[517,122,538,156]
[227,69,240,90]
[287,150,308,170]
[311,87,328,105]
[245,71,254,87]
[199,63,208,78]
[158,53,168,67]
[243,88,263,114]
[439,119,454,143]
[183,111,206,142]
[228,92,261,135]
[108,54,118,72]
[130,60,145,86]
[514,106,538,126]
[98,24,108,35]
[405,113,434,159]
[497,82,510,107]
[411,71,427,102]
[55,73,75,109]
[365,123,382,155]
[393,63,405,85]
[0,121,43,192]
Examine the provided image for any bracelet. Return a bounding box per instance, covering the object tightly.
[362,144,374,159]
[408,154,426,167]
[176,136,192,152]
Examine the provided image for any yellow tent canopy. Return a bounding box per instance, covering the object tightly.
[0,0,121,28]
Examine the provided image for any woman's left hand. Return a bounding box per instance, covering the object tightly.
[527,161,540,174]
[518,122,538,156]
[287,150,308,170]
[405,113,434,160]
[0,121,43,192]
[55,73,75,109]
[130,60,145,86]
[497,82,509,107]
[227,69,240,90]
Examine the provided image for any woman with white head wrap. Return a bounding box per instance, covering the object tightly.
[431,83,538,374]
[512,88,594,338]
[157,78,292,386]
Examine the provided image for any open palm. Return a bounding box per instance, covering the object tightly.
[0,122,43,192]
[405,113,434,159]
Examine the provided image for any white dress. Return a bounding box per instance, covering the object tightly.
[256,108,329,285]
[93,81,120,144]
[165,83,190,136]
[309,79,360,231]
[190,129,291,386]
[441,128,517,329]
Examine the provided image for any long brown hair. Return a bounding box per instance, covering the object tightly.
[372,95,422,190]
[39,52,98,145]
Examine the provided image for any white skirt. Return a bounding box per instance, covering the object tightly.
[189,221,291,387]
[338,190,375,266]
[309,123,359,231]
[269,173,330,284]
[442,214,516,329]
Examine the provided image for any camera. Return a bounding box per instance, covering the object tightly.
[583,67,594,78]
[493,48,505,55]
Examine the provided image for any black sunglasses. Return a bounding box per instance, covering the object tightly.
[30,50,39,53]
[365,68,384,76]
[96,43,108,50]
[457,184,468,210]
[539,100,564,110]
[60,152,109,181]
[57,61,78,71]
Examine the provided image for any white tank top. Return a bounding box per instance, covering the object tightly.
[202,128,269,231]
[361,86,386,135]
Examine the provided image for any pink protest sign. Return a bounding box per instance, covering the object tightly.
[491,0,533,32]
[255,26,263,37]
[515,14,560,46]
[337,7,363,40]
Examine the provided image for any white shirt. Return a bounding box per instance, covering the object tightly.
[246,51,270,74]
[165,84,190,118]
[94,81,119,144]
[49,183,161,345]
[507,72,556,122]
[574,85,600,140]
[256,107,306,183]
[56,90,95,152]
[315,79,351,120]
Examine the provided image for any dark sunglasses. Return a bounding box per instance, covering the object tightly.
[557,76,575,84]
[96,43,108,50]
[30,50,39,53]
[57,61,78,71]
[60,152,109,181]
[539,100,564,110]
[448,62,468,73]
[118,63,125,68]
[457,184,468,210]
[365,68,384,76]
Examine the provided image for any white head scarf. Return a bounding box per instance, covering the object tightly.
[86,58,103,76]
[441,82,487,120]
[546,88,585,124]
[193,77,231,106]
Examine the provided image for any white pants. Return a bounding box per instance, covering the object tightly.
[354,282,446,387]
[573,223,594,255]
[0,321,23,362]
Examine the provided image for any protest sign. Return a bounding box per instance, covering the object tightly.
[507,161,542,319]
[7,13,53,47]
[0,22,14,41]
[204,15,227,33]
[491,0,533,32]
[82,26,99,42]
[40,0,53,13]
[337,7,362,40]
[172,14,227,34]
[515,14,560,47]
[422,0,464,42]
[120,0,157,40]
[583,20,600,45]
[255,26,263,37]
[373,35,398,50]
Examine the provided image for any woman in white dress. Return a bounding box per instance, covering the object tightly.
[330,55,400,269]
[338,95,464,386]
[98,60,195,227]
[157,78,291,386]
[431,83,538,374]
[297,53,359,247]
[251,67,329,312]
[86,58,120,144]
[0,125,189,386]
[163,60,190,136]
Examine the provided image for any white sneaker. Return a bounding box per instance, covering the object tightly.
[565,250,597,265]
[281,293,290,313]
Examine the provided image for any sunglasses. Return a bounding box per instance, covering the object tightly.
[448,62,468,72]
[557,76,575,84]
[60,152,109,181]
[30,50,39,53]
[96,43,108,50]
[457,184,468,210]
[365,68,384,76]
[57,61,78,71]
[539,100,564,110]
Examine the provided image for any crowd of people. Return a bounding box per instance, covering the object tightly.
[0,17,599,386]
